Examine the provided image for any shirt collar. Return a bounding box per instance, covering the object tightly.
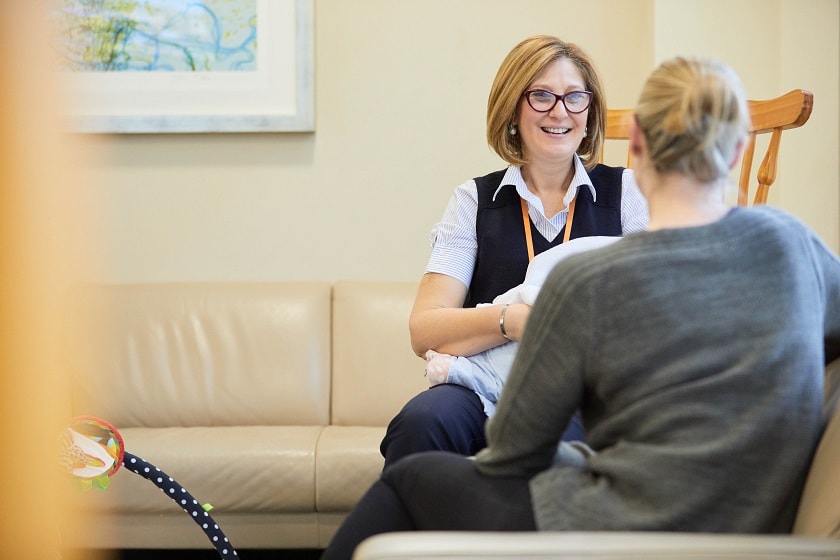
[491,154,598,204]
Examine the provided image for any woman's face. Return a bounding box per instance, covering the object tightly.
[516,57,589,167]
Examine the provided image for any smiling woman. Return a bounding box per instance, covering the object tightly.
[513,57,595,215]
[378,34,649,474]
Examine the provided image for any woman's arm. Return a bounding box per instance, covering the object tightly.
[409,272,530,357]
[474,264,591,477]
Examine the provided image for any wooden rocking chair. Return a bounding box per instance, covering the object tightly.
[602,89,814,205]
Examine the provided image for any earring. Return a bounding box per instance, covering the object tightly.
[508,124,518,136]
[583,127,588,138]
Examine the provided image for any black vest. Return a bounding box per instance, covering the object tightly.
[463,164,624,308]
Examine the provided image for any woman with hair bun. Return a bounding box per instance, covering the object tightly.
[321,57,840,560]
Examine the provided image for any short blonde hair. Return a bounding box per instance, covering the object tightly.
[634,57,750,182]
[487,35,606,170]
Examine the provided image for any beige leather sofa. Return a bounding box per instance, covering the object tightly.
[62,281,427,551]
[63,281,840,557]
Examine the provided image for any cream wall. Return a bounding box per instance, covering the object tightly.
[653,0,839,248]
[78,0,838,284]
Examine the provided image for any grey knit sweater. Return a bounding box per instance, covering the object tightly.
[475,205,840,533]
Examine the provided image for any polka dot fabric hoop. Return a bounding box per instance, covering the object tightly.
[61,416,238,559]
[123,451,238,559]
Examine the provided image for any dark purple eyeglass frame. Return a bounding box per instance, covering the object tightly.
[522,89,594,114]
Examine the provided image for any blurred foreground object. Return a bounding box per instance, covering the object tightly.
[0,1,101,559]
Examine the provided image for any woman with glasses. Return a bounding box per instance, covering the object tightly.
[380,35,649,469]
[323,56,840,560]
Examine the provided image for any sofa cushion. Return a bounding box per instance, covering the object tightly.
[331,281,427,426]
[68,425,323,514]
[65,282,332,427]
[793,357,840,537]
[315,426,386,512]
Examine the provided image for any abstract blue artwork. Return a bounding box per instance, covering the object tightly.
[52,0,314,133]
[54,0,258,73]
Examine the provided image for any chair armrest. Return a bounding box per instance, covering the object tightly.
[353,531,840,559]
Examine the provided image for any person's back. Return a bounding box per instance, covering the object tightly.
[514,204,828,533]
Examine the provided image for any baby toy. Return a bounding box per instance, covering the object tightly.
[60,415,239,559]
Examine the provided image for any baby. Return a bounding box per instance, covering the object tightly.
[425,236,621,416]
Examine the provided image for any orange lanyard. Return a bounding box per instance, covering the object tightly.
[520,195,576,262]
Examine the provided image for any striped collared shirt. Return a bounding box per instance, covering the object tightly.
[426,156,649,287]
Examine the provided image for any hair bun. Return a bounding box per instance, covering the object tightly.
[635,57,749,182]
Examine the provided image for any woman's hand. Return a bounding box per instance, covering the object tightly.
[424,349,451,386]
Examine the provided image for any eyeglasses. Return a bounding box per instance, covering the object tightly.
[523,89,593,114]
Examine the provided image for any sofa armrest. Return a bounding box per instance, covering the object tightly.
[353,531,840,559]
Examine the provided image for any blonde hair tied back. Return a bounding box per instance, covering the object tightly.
[635,57,750,182]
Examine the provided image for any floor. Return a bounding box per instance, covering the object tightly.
[66,549,323,560]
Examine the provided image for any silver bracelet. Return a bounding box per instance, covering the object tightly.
[499,303,512,341]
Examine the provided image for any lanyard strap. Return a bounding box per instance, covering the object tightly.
[520,195,577,262]
[563,195,577,244]
[520,198,535,262]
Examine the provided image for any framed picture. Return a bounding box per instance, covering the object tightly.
[54,0,314,133]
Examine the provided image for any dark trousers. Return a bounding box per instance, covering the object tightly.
[321,451,537,560]
[380,384,586,469]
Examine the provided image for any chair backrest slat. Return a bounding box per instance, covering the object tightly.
[600,89,813,206]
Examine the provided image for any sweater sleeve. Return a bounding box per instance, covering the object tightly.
[474,258,594,477]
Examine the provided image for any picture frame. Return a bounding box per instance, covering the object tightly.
[58,0,314,133]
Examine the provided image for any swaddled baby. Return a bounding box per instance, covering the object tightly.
[424,235,621,416]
